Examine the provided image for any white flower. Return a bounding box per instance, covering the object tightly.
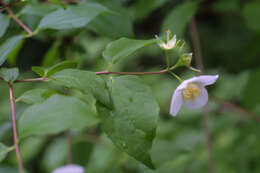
[155,30,177,50]
[170,75,219,116]
[52,164,84,173]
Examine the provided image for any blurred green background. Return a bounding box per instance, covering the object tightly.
[1,0,260,172]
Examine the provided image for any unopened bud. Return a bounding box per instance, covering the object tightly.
[176,53,192,67]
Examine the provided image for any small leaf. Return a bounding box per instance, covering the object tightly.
[0,35,24,65]
[32,60,77,77]
[37,2,109,30]
[16,88,56,104]
[51,69,110,107]
[97,76,159,169]
[0,14,10,38]
[0,143,9,162]
[0,68,19,82]
[46,60,77,77]
[32,66,46,77]
[102,38,156,64]
[18,95,98,138]
[162,1,198,37]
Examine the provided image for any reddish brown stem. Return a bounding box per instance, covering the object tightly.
[9,83,23,173]
[14,77,48,83]
[0,69,169,83]
[4,4,33,35]
[95,69,168,75]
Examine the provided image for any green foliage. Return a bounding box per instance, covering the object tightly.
[162,1,198,37]
[0,35,24,66]
[0,143,9,162]
[0,68,19,82]
[0,14,10,38]
[18,95,98,138]
[1,0,260,172]
[103,38,156,64]
[37,2,109,30]
[16,88,56,104]
[51,69,111,107]
[98,76,159,169]
[32,60,77,77]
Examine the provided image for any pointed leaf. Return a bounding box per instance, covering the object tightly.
[97,76,159,169]
[103,38,156,64]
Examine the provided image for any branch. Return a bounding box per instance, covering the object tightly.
[2,3,33,35]
[189,18,214,173]
[8,83,23,173]
[1,69,169,83]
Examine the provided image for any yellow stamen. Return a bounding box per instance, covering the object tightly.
[182,83,201,101]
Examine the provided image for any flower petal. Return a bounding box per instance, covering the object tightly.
[52,164,84,173]
[183,87,208,109]
[196,75,219,86]
[170,90,183,116]
[184,75,218,87]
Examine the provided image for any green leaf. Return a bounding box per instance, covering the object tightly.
[16,88,56,104]
[242,2,260,31]
[21,4,58,17]
[51,69,110,107]
[37,2,108,30]
[0,143,9,162]
[32,60,77,77]
[162,1,198,37]
[0,14,10,38]
[97,75,159,169]
[102,38,156,64]
[32,66,46,77]
[87,12,134,38]
[0,35,24,65]
[0,68,19,82]
[46,60,77,77]
[18,95,98,138]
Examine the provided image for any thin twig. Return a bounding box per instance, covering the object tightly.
[9,83,23,173]
[0,69,169,83]
[95,69,168,75]
[3,3,33,35]
[189,18,214,173]
[14,77,48,83]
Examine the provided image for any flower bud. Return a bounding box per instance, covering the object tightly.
[176,53,192,67]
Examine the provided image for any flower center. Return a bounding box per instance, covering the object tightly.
[182,83,201,101]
